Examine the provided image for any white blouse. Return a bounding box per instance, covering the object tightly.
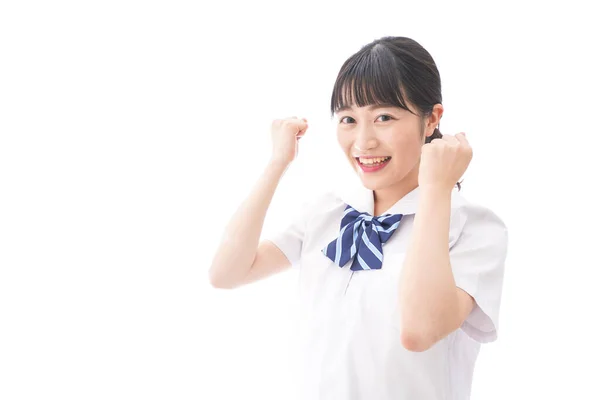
[265,183,508,400]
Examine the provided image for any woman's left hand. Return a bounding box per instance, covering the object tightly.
[418,132,473,191]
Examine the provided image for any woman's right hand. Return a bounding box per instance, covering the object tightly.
[270,116,308,166]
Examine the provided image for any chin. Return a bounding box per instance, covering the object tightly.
[354,167,412,191]
[357,174,389,191]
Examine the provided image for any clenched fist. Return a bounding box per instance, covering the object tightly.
[270,116,308,166]
[418,132,473,191]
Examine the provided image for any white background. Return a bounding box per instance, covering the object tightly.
[1,1,599,399]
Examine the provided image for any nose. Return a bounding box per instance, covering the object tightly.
[353,125,378,152]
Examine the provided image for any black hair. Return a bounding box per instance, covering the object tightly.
[330,36,462,190]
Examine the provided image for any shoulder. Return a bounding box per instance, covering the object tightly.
[301,189,340,208]
[300,189,345,218]
[449,190,508,247]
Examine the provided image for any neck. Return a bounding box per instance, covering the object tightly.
[373,167,419,216]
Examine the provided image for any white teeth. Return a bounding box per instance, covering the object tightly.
[359,156,391,165]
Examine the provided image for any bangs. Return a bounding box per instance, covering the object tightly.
[330,44,417,117]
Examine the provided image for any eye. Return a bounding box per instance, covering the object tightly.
[376,114,394,122]
[340,116,355,124]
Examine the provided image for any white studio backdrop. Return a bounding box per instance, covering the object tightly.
[1,1,599,399]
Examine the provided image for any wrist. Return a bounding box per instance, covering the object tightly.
[418,184,454,201]
[268,157,291,171]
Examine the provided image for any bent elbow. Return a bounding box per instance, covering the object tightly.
[208,268,234,289]
[399,330,435,352]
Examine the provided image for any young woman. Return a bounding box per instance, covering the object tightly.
[209,36,508,400]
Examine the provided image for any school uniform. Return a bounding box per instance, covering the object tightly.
[264,183,508,400]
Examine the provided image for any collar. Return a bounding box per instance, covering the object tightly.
[337,182,463,217]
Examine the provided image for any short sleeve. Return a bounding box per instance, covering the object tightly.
[450,203,509,343]
[262,191,330,268]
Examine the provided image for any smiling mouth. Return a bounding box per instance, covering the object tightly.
[355,156,392,166]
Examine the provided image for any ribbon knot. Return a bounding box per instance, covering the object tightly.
[322,204,403,271]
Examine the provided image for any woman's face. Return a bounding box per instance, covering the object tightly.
[336,100,440,191]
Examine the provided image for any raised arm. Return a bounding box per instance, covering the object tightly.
[208,117,308,289]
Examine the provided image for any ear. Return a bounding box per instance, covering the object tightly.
[425,104,444,136]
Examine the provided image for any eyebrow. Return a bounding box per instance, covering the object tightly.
[336,103,398,113]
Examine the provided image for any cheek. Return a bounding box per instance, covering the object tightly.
[336,132,352,152]
[390,136,422,163]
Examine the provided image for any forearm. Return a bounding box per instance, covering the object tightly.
[398,186,459,344]
[208,159,289,288]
